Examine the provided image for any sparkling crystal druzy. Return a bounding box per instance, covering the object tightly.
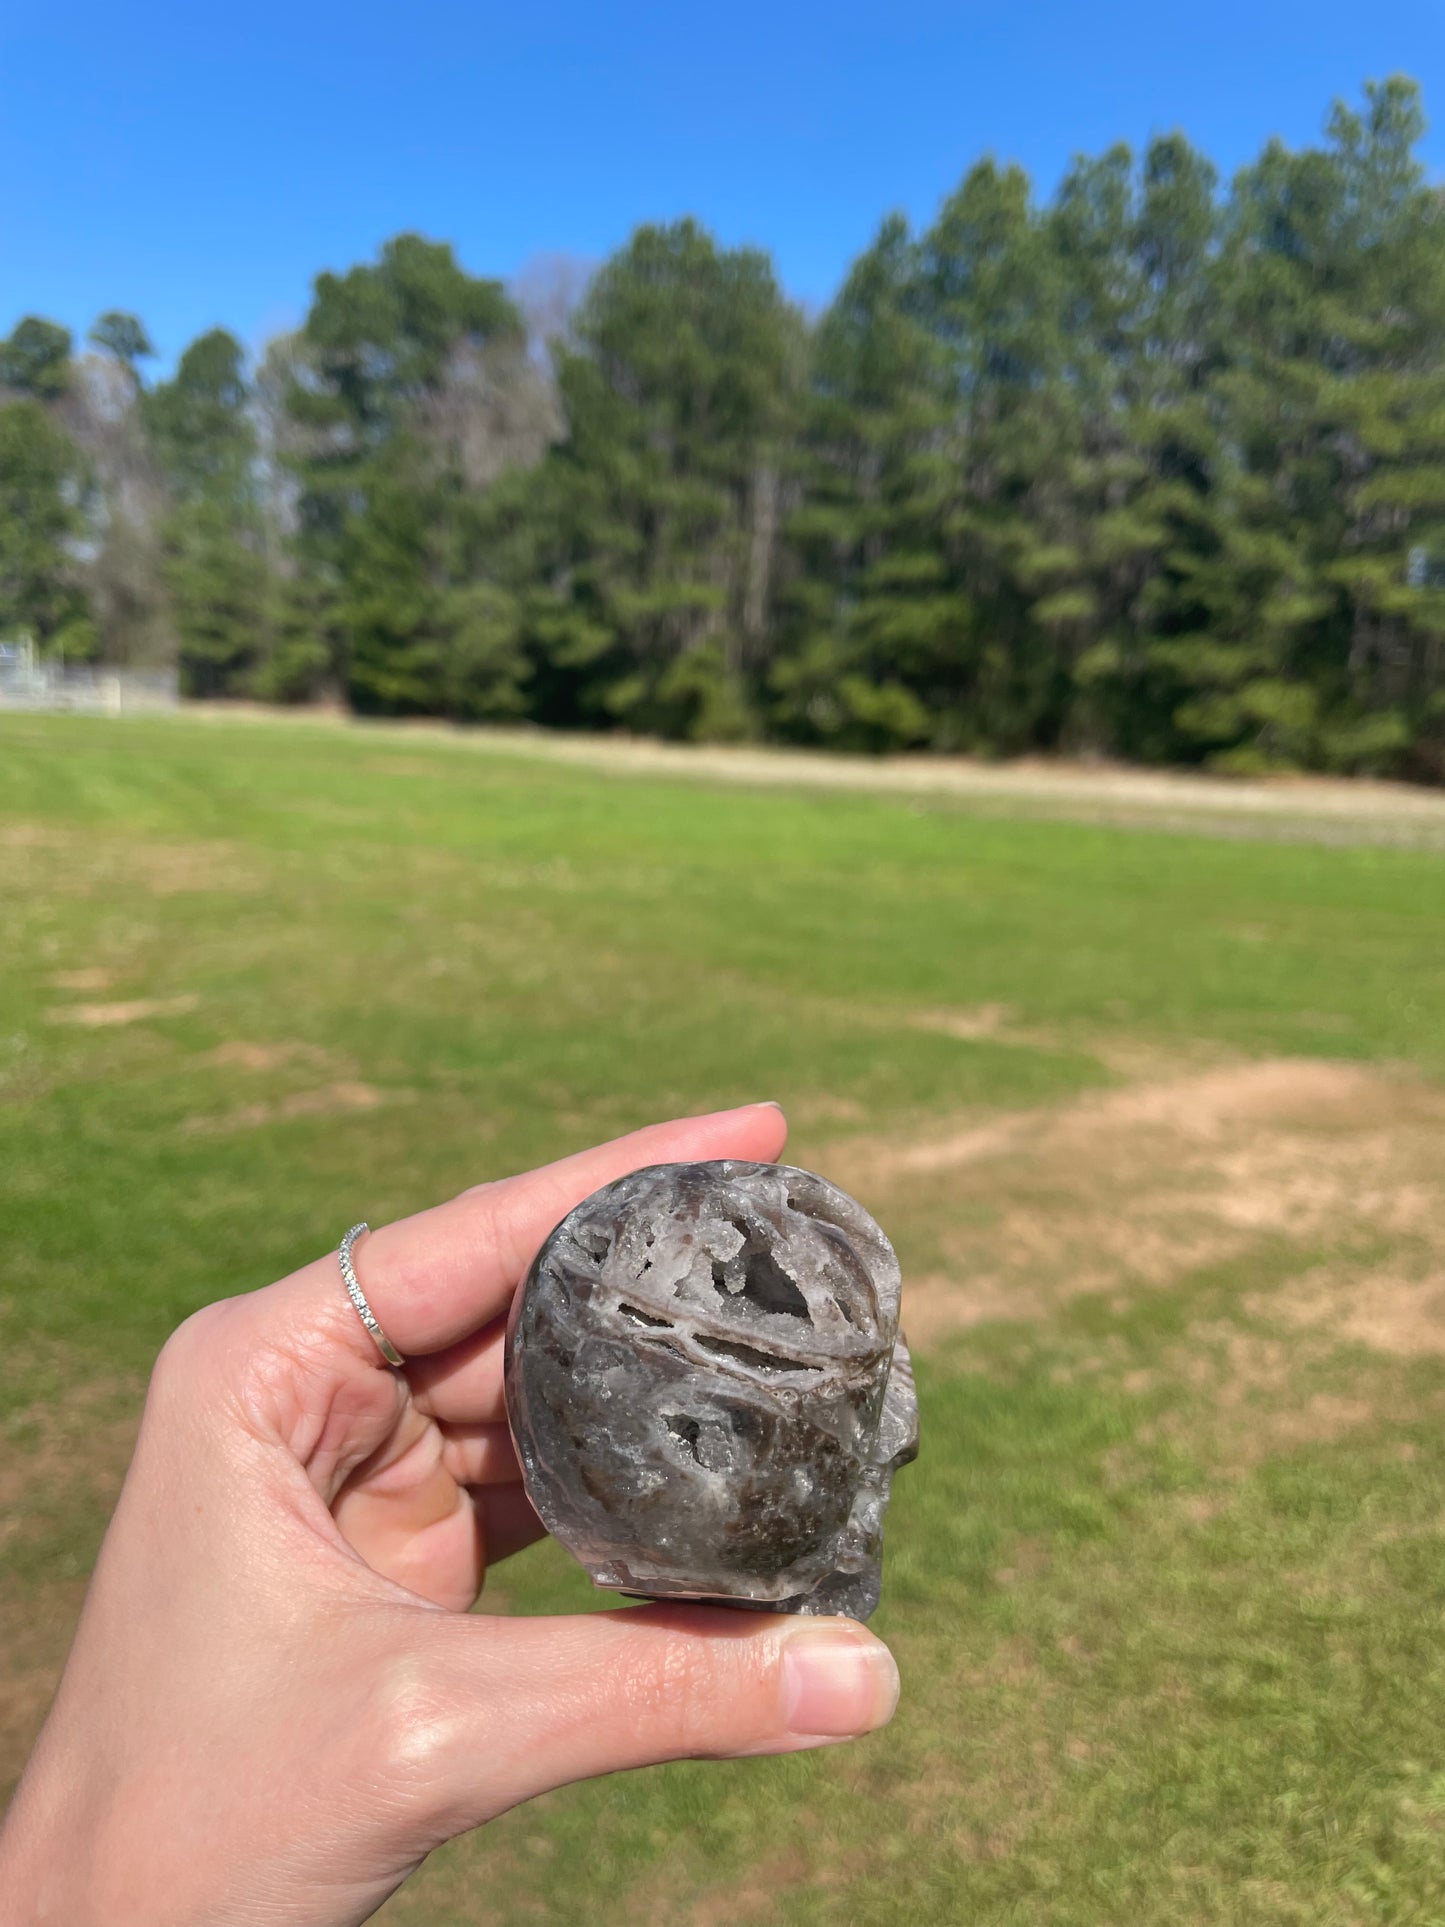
[504,1160,918,1620]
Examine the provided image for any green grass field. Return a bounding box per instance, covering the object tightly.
[4,711,1445,1925]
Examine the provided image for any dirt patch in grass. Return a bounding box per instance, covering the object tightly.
[1269,1265,1445,1359]
[47,968,113,992]
[1265,1392,1378,1450]
[0,824,65,848]
[900,1009,1230,1086]
[203,1040,332,1073]
[847,1057,1402,1182]
[0,826,261,899]
[183,1080,399,1135]
[0,1374,138,1526]
[129,843,262,897]
[47,993,199,1028]
[896,1271,1043,1339]
[1145,1324,1380,1469]
[688,1849,813,1927]
[906,1002,1014,1042]
[826,1058,1445,1348]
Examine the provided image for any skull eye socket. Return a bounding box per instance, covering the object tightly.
[711,1224,813,1323]
[663,1413,703,1463]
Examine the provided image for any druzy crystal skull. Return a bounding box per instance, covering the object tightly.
[504,1160,918,1620]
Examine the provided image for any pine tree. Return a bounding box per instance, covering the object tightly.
[284,233,542,716]
[1180,78,1445,773]
[915,159,1078,749]
[527,220,801,738]
[147,329,270,696]
[774,215,944,749]
[0,319,95,655]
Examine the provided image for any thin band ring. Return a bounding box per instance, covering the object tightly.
[338,1223,406,1367]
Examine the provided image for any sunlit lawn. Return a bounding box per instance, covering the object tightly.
[4,711,1445,1924]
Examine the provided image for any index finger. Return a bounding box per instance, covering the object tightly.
[269,1102,788,1361]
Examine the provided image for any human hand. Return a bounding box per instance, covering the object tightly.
[0,1105,900,1927]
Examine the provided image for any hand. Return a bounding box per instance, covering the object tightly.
[0,1105,900,1927]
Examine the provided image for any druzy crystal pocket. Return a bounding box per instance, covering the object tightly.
[504,1160,918,1620]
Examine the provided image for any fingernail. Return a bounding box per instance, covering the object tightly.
[781,1627,900,1739]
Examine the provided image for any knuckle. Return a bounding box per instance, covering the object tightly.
[146,1297,267,1439]
[364,1650,469,1796]
[149,1299,232,1392]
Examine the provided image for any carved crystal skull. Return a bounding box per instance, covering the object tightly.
[504,1160,918,1620]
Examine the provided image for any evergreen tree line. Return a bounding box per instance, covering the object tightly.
[4,78,1445,777]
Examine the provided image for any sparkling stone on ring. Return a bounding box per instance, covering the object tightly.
[338,1223,405,1367]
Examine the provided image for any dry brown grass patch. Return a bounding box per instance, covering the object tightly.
[203,1040,332,1072]
[0,824,64,848]
[688,1849,812,1927]
[0,826,262,899]
[1269,1265,1445,1359]
[47,967,113,992]
[1124,1322,1379,1474]
[47,993,199,1028]
[0,1375,139,1525]
[906,1001,1014,1041]
[184,1080,399,1135]
[830,1058,1445,1348]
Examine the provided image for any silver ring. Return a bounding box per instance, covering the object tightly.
[338,1223,405,1367]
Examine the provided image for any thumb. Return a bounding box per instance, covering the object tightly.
[423,1604,900,1824]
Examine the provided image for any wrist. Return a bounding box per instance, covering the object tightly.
[0,1760,180,1927]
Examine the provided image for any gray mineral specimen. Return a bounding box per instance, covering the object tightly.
[504,1160,918,1620]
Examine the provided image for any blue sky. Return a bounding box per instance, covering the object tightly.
[3,0,1443,367]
